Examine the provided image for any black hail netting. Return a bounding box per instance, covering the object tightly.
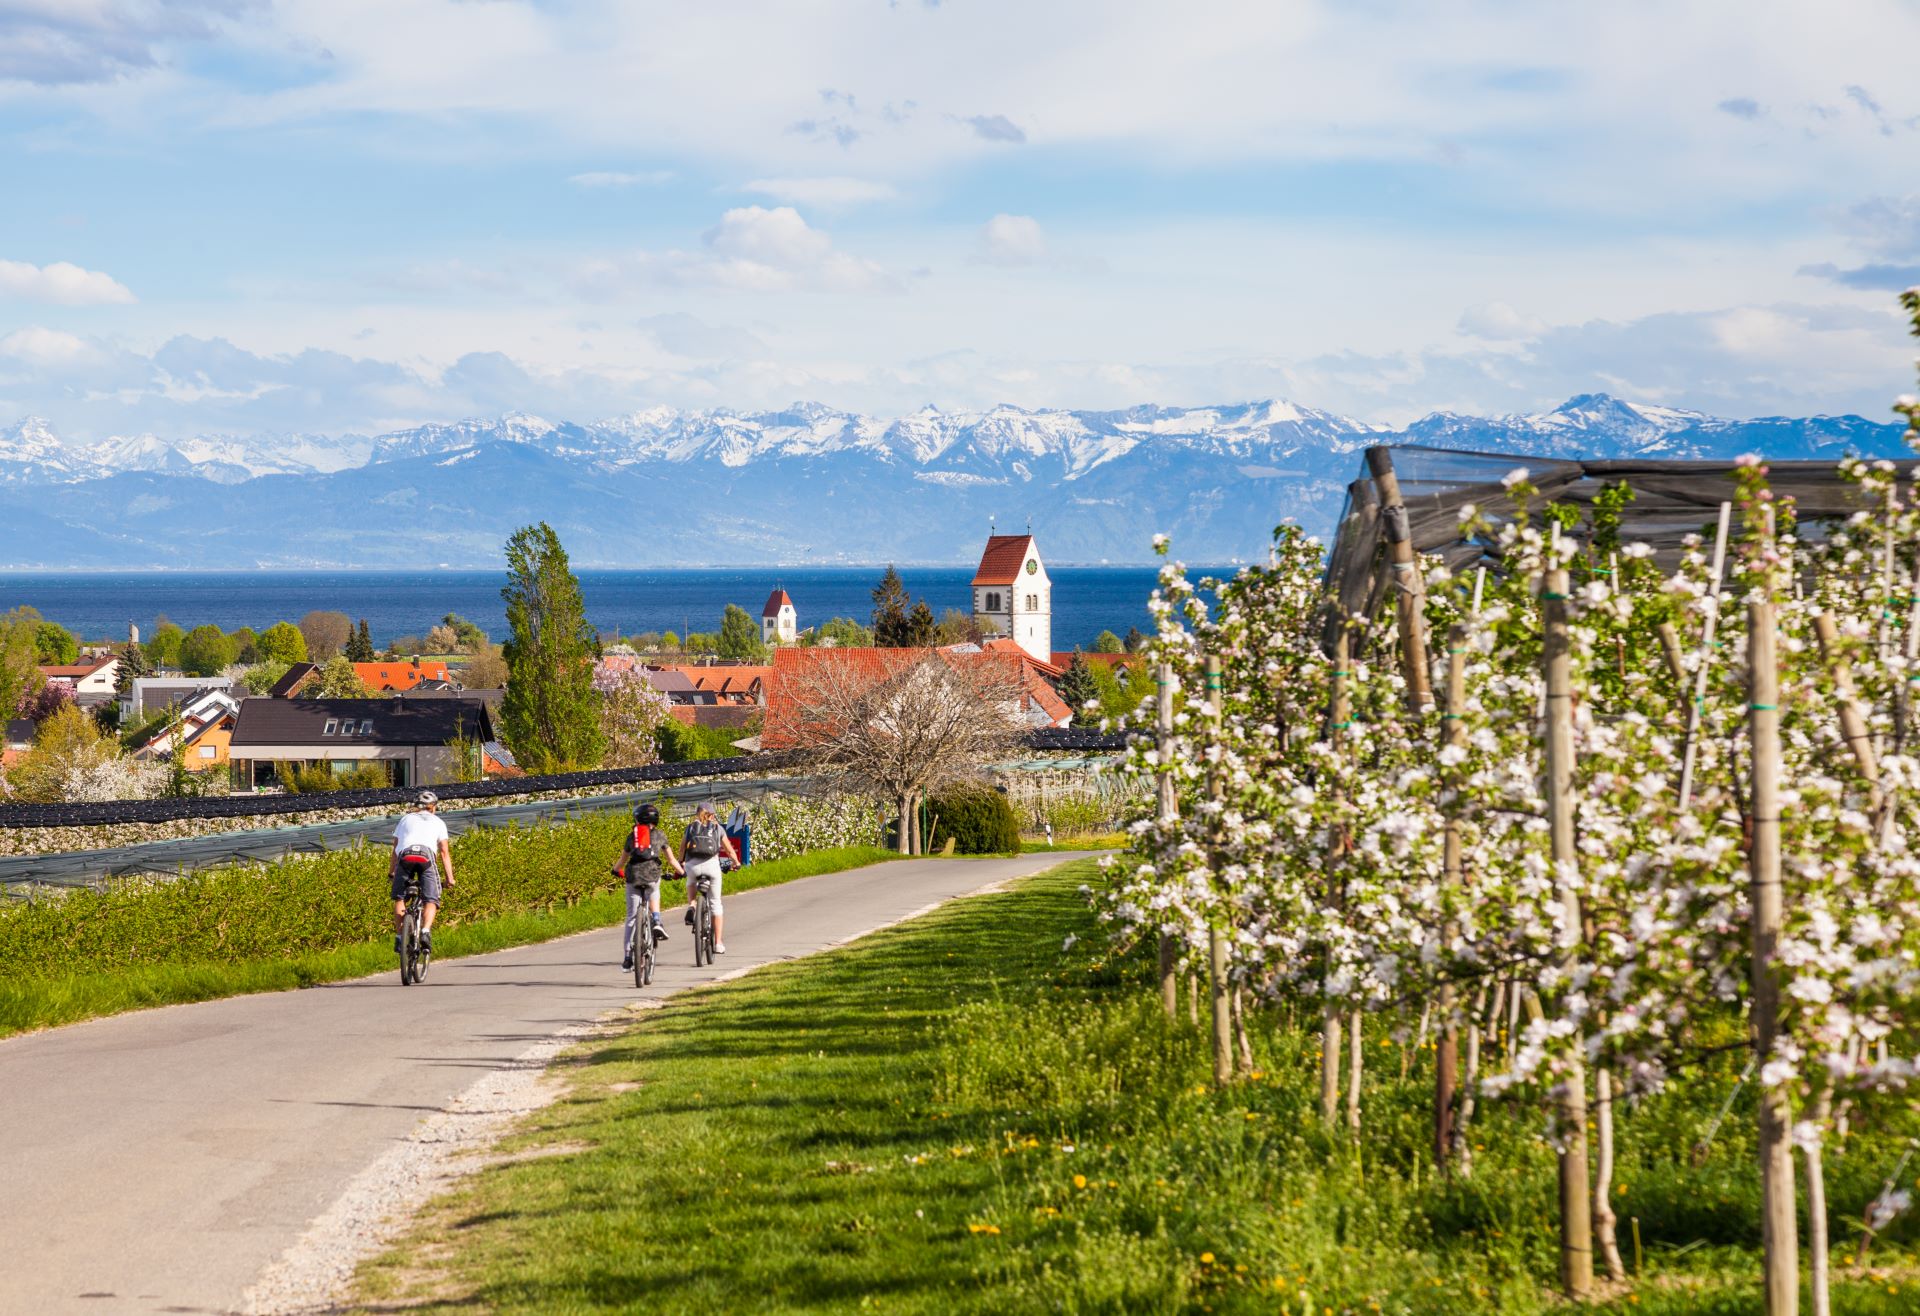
[1320,445,1920,637]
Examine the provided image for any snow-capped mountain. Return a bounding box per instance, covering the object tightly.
[0,395,1906,568]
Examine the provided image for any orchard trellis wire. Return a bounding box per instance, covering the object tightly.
[1102,322,1920,1316]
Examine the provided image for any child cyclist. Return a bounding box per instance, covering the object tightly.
[610,802,682,972]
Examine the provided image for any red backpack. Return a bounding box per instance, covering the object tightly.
[630,823,657,861]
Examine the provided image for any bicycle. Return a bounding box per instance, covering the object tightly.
[396,851,434,986]
[690,872,716,967]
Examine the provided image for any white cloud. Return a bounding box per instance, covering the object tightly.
[0,326,99,367]
[1458,302,1546,341]
[0,258,135,305]
[568,170,674,188]
[972,214,1048,267]
[741,176,898,208]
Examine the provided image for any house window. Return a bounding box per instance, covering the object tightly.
[198,746,216,759]
[986,592,1001,612]
[360,719,374,734]
[323,719,338,736]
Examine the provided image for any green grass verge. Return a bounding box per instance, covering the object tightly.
[1022,833,1127,852]
[350,859,1920,1315]
[0,842,900,1038]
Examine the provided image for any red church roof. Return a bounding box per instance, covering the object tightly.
[762,589,794,618]
[971,534,1035,586]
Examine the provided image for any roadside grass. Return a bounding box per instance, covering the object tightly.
[0,841,900,1037]
[1022,832,1128,853]
[351,859,1920,1315]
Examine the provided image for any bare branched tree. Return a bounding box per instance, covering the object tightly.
[778,650,1026,853]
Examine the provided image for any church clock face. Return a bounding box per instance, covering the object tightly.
[1025,559,1038,575]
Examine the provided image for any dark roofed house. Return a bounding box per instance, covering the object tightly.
[228,697,493,791]
[268,662,320,698]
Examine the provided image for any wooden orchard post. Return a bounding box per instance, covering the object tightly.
[1678,502,1733,807]
[1365,448,1434,714]
[1543,563,1595,1300]
[1321,628,1351,1127]
[1204,654,1233,1087]
[1749,574,1800,1315]
[1156,660,1180,1018]
[1435,623,1467,1170]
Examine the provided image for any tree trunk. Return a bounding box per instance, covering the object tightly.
[1203,654,1233,1087]
[1437,621,1468,1171]
[1544,563,1595,1301]
[1805,1086,1833,1316]
[1232,985,1254,1076]
[1594,1066,1626,1281]
[1750,587,1801,1315]
[1346,1008,1363,1137]
[897,794,913,854]
[1159,936,1178,1018]
[1320,1008,1343,1129]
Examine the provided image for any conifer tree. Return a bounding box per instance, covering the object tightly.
[344,619,376,663]
[500,522,604,773]
[906,599,937,648]
[871,565,910,647]
[1056,651,1101,726]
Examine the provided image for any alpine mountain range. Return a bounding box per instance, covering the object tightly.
[0,394,1907,569]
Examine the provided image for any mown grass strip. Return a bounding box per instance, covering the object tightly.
[349,859,1920,1316]
[0,842,901,1038]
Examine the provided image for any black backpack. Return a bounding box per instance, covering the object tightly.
[685,819,722,859]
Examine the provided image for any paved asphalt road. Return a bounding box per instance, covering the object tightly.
[0,852,1088,1315]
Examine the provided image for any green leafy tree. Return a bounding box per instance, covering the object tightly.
[661,631,681,651]
[1056,652,1101,727]
[1092,629,1125,654]
[178,625,237,677]
[242,660,291,695]
[1089,657,1154,721]
[316,655,371,698]
[229,627,260,664]
[905,599,937,648]
[499,522,604,773]
[343,619,376,663]
[34,621,78,665]
[460,646,508,690]
[257,621,308,664]
[442,613,487,651]
[685,631,719,655]
[718,603,766,660]
[145,622,185,669]
[933,608,982,647]
[299,611,352,662]
[871,565,910,647]
[808,616,874,648]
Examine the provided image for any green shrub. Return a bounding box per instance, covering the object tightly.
[275,760,392,793]
[928,784,1020,854]
[655,718,754,762]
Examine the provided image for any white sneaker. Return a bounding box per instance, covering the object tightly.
[714,943,727,954]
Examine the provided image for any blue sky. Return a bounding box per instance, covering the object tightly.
[1,0,1918,443]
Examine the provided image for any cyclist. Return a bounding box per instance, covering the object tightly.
[391,790,455,953]
[611,801,681,971]
[681,802,740,954]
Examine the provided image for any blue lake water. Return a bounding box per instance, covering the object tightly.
[0,566,1228,652]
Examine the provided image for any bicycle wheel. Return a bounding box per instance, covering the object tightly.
[401,901,421,986]
[638,926,654,987]
[693,892,709,967]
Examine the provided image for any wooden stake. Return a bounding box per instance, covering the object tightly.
[1805,1084,1834,1316]
[1155,660,1180,1017]
[1678,502,1734,808]
[1320,1009,1344,1129]
[1366,447,1434,714]
[1323,627,1352,1128]
[1543,561,1595,1300]
[1594,1066,1626,1280]
[1204,654,1233,1087]
[1749,581,1801,1315]
[1347,1006,1363,1137]
[1436,620,1468,1171]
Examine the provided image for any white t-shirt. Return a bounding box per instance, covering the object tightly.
[393,810,450,856]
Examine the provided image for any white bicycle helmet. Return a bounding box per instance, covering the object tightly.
[415,790,439,807]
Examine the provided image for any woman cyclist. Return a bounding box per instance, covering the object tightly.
[680,802,740,954]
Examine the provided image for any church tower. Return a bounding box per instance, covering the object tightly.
[971,533,1051,663]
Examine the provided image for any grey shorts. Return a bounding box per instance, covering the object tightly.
[391,863,442,904]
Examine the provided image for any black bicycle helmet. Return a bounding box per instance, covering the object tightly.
[632,802,660,824]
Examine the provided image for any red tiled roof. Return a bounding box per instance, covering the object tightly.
[764,644,1070,747]
[762,589,794,617]
[981,637,1063,678]
[353,661,452,691]
[971,534,1036,586]
[39,658,117,678]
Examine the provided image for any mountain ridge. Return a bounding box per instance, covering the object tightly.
[0,395,1907,569]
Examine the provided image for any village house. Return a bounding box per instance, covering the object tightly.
[226,696,492,790]
[761,589,798,645]
[121,675,236,724]
[760,642,1070,749]
[970,533,1052,664]
[38,655,122,709]
[131,688,240,770]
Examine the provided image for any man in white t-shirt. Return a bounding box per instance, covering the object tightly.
[390,791,456,953]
